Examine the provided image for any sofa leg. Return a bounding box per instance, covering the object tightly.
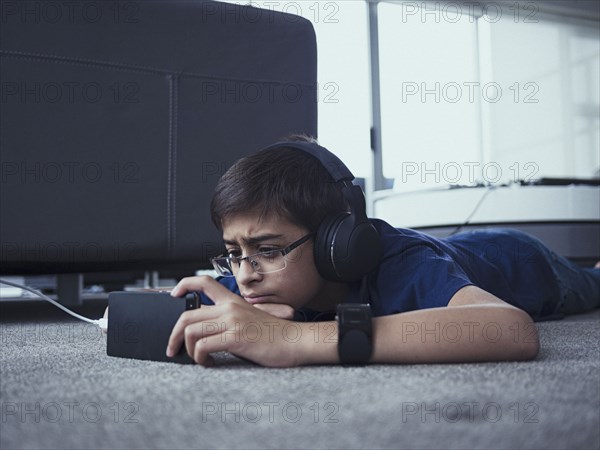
[143,271,160,289]
[57,273,83,306]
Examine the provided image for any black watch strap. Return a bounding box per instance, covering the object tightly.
[336,303,373,364]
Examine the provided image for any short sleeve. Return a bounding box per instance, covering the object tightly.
[370,244,474,316]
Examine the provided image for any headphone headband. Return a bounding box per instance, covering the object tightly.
[259,141,354,183]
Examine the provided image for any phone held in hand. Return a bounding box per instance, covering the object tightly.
[107,291,199,364]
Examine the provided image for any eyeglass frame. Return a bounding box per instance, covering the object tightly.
[210,233,313,277]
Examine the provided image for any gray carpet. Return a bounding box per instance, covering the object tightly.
[1,300,599,450]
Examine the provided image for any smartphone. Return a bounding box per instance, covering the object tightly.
[106,291,199,364]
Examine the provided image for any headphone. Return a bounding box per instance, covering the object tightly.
[259,141,383,283]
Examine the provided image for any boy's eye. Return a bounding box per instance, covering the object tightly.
[226,246,281,258]
[258,247,279,254]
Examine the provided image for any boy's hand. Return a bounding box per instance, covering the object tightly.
[167,276,302,367]
[170,276,295,319]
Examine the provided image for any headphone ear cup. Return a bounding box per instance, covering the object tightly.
[313,212,350,282]
[314,213,383,282]
[345,220,382,278]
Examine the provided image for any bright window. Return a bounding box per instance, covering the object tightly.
[218,1,600,190]
[377,1,600,191]
[378,1,481,190]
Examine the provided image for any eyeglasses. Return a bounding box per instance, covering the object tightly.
[211,233,313,277]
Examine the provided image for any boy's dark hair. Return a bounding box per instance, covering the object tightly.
[210,135,349,232]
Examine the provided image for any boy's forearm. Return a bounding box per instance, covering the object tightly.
[372,305,539,363]
[295,305,539,366]
[294,322,340,366]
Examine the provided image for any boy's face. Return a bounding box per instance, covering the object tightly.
[221,211,333,311]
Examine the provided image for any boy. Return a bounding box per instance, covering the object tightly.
[166,136,600,367]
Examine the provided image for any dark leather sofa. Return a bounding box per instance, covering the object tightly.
[0,0,317,301]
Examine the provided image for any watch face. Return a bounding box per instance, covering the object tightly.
[338,304,372,325]
[345,308,368,324]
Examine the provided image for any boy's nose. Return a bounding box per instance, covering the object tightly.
[235,259,262,286]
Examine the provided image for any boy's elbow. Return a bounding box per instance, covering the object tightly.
[510,308,540,361]
[516,332,540,361]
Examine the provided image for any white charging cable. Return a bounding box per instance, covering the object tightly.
[0,279,107,331]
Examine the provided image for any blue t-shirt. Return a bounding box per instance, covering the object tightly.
[202,219,562,321]
[361,220,561,321]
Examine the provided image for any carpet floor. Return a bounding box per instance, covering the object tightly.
[1,300,598,450]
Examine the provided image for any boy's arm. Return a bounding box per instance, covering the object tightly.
[167,277,538,367]
[295,285,540,365]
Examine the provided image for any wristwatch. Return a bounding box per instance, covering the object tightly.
[336,303,373,364]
